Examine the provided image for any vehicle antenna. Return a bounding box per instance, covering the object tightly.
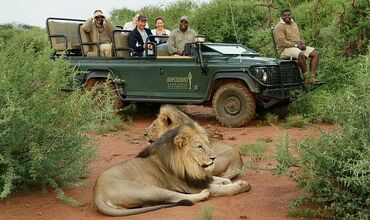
[229,0,240,47]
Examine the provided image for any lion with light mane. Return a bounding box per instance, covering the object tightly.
[145,105,244,179]
[94,123,250,216]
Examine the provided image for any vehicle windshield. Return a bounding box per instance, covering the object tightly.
[204,43,257,55]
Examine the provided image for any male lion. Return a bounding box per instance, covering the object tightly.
[145,105,244,179]
[94,123,250,216]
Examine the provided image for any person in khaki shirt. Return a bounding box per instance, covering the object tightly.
[275,9,320,84]
[168,16,197,56]
[82,10,114,57]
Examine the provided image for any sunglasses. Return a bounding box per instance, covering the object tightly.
[95,16,104,19]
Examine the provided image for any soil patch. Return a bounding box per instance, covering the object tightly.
[0,105,332,220]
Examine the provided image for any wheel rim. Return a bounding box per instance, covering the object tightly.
[224,96,242,115]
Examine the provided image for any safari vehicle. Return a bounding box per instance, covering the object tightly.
[47,17,309,127]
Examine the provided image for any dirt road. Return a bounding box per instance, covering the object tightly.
[0,105,331,220]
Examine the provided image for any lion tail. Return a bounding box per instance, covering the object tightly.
[94,195,193,216]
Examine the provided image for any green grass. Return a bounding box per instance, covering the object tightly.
[283,115,308,128]
[239,138,268,160]
[201,204,214,220]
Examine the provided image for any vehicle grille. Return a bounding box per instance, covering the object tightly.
[278,61,302,84]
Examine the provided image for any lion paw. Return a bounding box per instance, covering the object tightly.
[236,180,251,192]
[200,189,210,199]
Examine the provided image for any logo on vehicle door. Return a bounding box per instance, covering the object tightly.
[166,72,193,90]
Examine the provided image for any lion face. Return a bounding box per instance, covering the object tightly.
[145,119,161,143]
[171,124,216,180]
[145,105,193,143]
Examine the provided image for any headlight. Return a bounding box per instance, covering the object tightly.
[251,67,268,82]
[262,71,268,82]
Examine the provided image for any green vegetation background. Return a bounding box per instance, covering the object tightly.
[0,0,369,218]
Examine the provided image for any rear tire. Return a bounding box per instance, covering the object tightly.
[212,83,256,127]
[85,78,124,111]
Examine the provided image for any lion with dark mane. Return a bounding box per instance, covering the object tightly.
[145,105,244,179]
[94,123,250,216]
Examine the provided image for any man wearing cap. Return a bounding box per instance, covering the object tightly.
[128,15,155,57]
[82,10,114,57]
[123,13,149,31]
[168,16,197,56]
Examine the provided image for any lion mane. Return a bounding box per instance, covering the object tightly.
[137,124,213,188]
[145,105,244,179]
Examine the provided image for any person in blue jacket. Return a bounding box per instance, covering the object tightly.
[129,15,155,56]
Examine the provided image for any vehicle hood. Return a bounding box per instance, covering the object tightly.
[206,55,278,67]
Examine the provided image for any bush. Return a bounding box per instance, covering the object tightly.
[275,47,370,218]
[0,28,106,200]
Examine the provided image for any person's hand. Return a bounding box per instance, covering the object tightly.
[298,42,306,50]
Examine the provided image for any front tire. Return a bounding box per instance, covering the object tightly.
[212,83,256,127]
[85,78,124,111]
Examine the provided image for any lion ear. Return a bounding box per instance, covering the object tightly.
[159,114,172,126]
[174,133,187,149]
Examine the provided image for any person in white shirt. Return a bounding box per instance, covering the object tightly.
[151,17,171,45]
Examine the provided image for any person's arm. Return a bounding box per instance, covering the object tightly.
[129,31,144,55]
[105,19,114,33]
[275,25,295,48]
[168,32,182,55]
[297,26,306,48]
[82,17,94,32]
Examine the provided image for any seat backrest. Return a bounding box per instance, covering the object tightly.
[157,47,170,56]
[78,24,99,57]
[48,20,68,52]
[271,27,279,59]
[112,30,131,58]
[47,18,84,55]
[66,22,81,47]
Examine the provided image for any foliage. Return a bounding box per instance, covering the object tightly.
[201,204,214,220]
[265,113,279,125]
[193,0,266,47]
[0,28,112,200]
[275,48,370,218]
[240,138,268,161]
[110,0,198,31]
[283,114,307,128]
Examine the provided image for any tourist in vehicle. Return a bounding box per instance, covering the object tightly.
[274,9,320,84]
[151,16,171,45]
[168,16,197,56]
[128,15,155,57]
[82,10,114,57]
[123,13,149,31]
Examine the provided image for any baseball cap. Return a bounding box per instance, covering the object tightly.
[179,16,189,23]
[138,15,148,21]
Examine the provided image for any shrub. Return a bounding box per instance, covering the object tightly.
[275,47,370,218]
[0,28,107,200]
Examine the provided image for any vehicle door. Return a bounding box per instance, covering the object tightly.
[155,56,202,100]
[110,57,157,97]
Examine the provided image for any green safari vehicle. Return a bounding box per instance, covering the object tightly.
[47,17,308,127]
